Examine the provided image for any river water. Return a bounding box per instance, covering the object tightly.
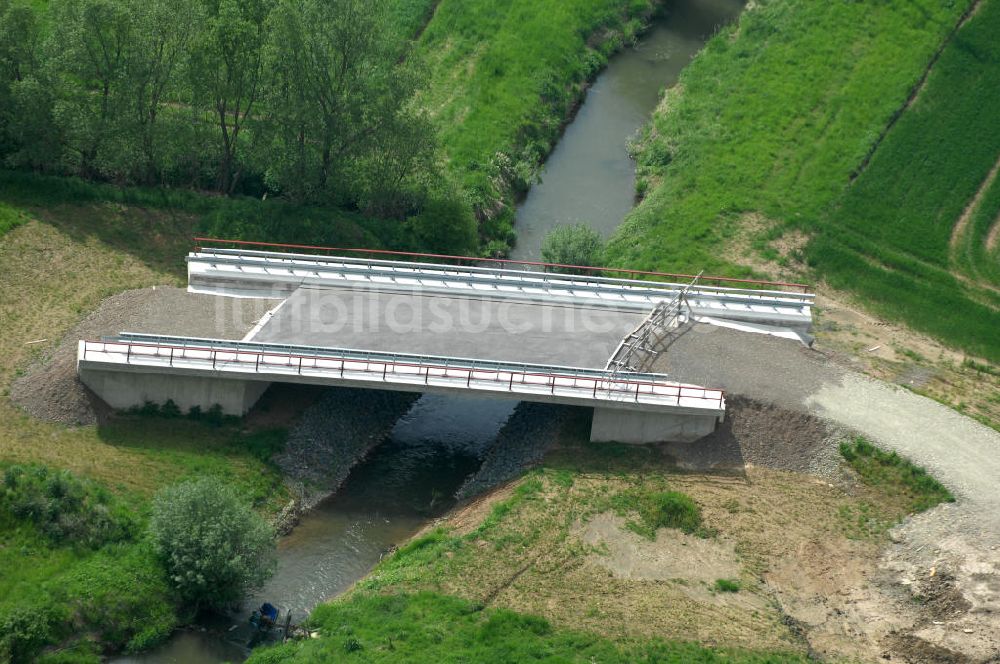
[115,3,744,661]
[510,0,745,260]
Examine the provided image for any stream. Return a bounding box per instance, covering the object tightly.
[113,3,744,661]
[510,0,745,260]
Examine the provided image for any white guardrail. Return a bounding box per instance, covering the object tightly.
[186,248,814,326]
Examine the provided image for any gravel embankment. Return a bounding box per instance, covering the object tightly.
[10,286,274,425]
[275,387,418,511]
[456,402,568,500]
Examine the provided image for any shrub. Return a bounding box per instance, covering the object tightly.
[1,464,137,548]
[408,192,479,256]
[540,224,605,273]
[714,578,741,593]
[149,477,276,610]
[0,605,64,664]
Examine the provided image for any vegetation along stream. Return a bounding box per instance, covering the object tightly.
[511,0,744,260]
[115,4,743,661]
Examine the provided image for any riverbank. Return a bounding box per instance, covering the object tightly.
[410,0,660,253]
[249,395,965,663]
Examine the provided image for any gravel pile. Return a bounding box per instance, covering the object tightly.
[456,402,568,500]
[10,287,274,425]
[275,387,418,509]
[664,396,850,483]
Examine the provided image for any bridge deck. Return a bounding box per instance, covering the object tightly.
[78,336,725,416]
[249,286,646,369]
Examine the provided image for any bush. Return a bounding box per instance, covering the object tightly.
[714,578,741,593]
[149,477,276,610]
[1,464,137,548]
[0,605,64,664]
[540,224,605,273]
[407,192,479,256]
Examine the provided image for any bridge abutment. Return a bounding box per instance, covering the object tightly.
[589,407,719,444]
[79,367,270,416]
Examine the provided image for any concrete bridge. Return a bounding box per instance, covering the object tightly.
[77,240,814,443]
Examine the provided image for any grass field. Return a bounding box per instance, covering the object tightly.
[0,471,176,662]
[603,0,1000,361]
[411,0,653,250]
[247,591,808,663]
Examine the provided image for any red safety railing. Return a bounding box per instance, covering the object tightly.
[192,237,812,293]
[82,339,726,409]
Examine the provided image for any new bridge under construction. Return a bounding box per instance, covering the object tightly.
[76,240,814,444]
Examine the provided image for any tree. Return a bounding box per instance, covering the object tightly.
[0,1,56,168]
[46,0,132,177]
[149,477,275,610]
[540,224,605,273]
[121,0,202,184]
[261,0,436,212]
[192,0,270,194]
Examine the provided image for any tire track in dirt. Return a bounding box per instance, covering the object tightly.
[986,210,1000,252]
[949,151,1000,253]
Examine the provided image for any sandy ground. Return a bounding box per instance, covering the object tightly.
[654,322,1000,662]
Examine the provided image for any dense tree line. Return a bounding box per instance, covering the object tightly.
[0,0,441,220]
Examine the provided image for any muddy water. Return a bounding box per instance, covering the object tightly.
[114,394,517,664]
[510,0,745,260]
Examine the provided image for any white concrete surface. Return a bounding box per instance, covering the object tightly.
[79,365,270,415]
[590,407,720,444]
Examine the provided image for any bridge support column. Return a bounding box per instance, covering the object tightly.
[79,367,269,416]
[590,407,719,444]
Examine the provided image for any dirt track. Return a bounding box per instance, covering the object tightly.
[656,323,1000,661]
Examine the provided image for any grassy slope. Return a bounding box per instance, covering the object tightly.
[250,414,949,662]
[604,0,1000,360]
[412,0,652,249]
[808,0,1000,361]
[0,190,295,658]
[0,498,176,661]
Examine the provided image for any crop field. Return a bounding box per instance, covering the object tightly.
[808,0,1000,361]
[603,0,1000,360]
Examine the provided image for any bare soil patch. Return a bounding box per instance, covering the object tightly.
[812,288,1000,431]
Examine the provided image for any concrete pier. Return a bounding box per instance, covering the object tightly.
[589,406,719,444]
